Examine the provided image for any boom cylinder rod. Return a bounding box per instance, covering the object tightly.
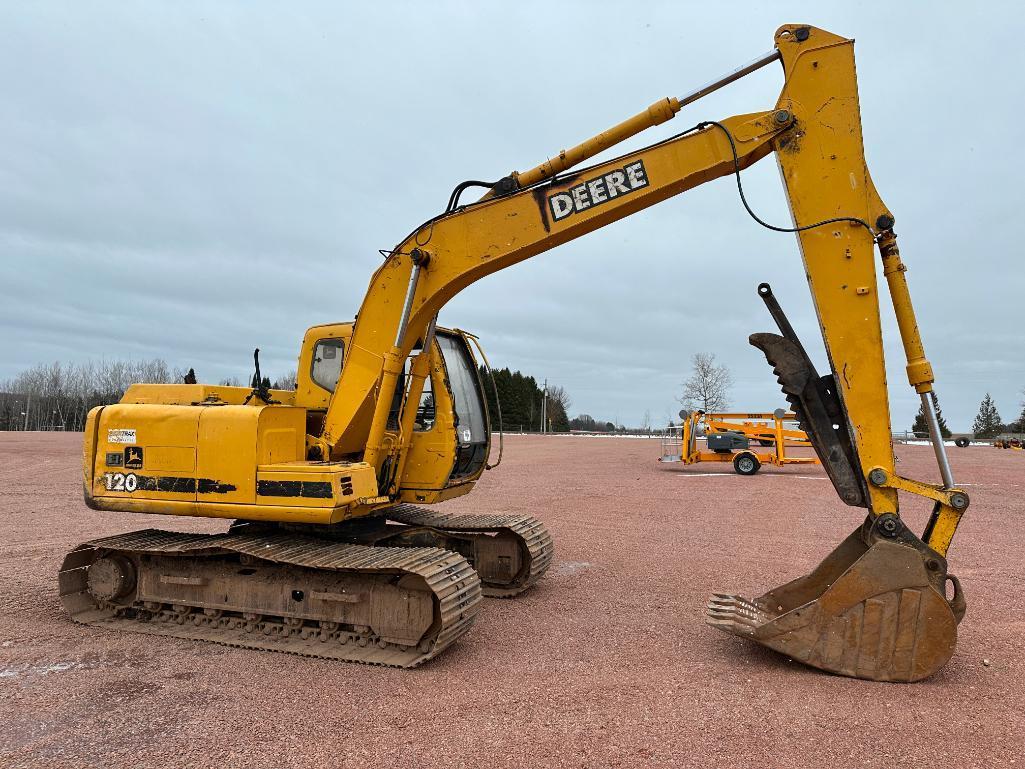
[363,253,427,468]
[388,315,438,492]
[508,49,782,192]
[394,260,424,348]
[677,49,782,107]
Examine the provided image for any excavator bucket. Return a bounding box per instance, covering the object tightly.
[708,284,965,682]
[706,514,964,682]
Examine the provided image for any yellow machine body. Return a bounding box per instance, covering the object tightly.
[84,325,489,524]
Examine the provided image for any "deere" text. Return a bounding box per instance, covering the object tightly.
[547,161,650,223]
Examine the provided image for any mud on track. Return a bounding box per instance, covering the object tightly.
[1,432,1022,768]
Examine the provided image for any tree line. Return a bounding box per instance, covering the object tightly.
[0,359,186,432]
[0,347,744,438]
[0,359,297,432]
[479,367,639,433]
[480,367,570,432]
[1,356,576,435]
[15,353,1014,440]
[906,391,1025,440]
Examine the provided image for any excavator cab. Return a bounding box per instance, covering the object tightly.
[295,323,491,499]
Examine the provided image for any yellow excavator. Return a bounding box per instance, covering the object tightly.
[61,24,969,681]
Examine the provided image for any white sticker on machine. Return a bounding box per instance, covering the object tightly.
[107,429,137,444]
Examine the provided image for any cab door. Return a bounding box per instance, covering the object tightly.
[435,331,490,481]
[399,329,491,495]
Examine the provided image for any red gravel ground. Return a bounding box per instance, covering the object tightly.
[1,432,1022,768]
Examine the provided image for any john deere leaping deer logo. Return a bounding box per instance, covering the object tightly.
[124,446,144,470]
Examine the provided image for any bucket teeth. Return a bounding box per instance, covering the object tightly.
[705,594,765,635]
[707,594,764,617]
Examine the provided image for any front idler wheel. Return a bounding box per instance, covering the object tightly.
[85,554,136,602]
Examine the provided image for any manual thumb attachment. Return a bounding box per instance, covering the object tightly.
[707,513,964,682]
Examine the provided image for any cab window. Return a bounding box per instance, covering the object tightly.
[437,334,487,445]
[436,333,489,480]
[311,339,345,392]
[414,372,435,432]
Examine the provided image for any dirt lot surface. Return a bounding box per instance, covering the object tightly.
[1,432,1022,768]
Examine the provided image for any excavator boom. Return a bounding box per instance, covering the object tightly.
[319,107,786,457]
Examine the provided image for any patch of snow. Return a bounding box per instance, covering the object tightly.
[0,661,88,678]
[555,561,591,576]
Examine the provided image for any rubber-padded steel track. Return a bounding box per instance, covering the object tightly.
[59,528,482,667]
[385,505,554,597]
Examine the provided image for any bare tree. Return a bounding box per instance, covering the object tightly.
[0,357,181,431]
[273,369,298,390]
[641,409,652,435]
[680,353,733,413]
[547,385,571,413]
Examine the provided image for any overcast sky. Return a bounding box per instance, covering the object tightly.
[1,2,1023,431]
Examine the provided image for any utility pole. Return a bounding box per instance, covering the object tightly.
[23,394,30,431]
[542,379,548,435]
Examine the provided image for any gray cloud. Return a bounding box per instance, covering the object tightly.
[2,1,1023,432]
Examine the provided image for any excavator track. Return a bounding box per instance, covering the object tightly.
[58,528,482,667]
[381,505,554,598]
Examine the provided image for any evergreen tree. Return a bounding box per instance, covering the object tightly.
[972,393,1002,438]
[911,393,951,440]
[478,366,572,432]
[504,369,530,430]
[1008,403,1025,434]
[569,414,599,431]
[548,398,569,432]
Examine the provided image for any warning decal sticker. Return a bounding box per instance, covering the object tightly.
[107,429,137,444]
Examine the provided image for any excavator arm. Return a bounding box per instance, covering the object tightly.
[315,24,967,680]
